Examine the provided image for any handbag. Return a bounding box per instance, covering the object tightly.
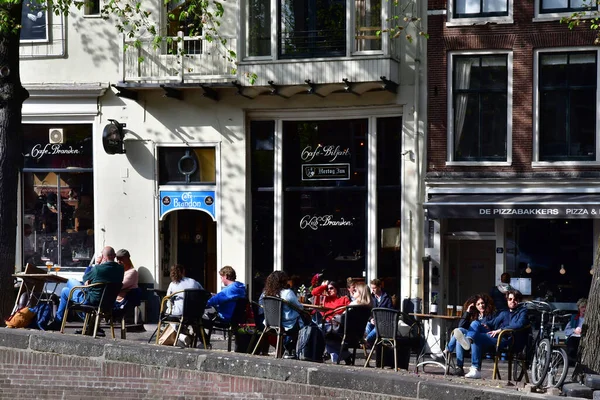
[5,307,36,329]
[158,324,177,346]
[325,314,344,337]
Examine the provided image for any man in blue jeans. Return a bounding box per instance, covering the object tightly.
[452,289,529,379]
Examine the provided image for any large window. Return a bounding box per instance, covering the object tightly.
[453,0,508,18]
[450,54,509,162]
[250,115,402,300]
[22,124,94,269]
[540,0,596,13]
[279,0,346,58]
[246,0,384,58]
[538,52,597,161]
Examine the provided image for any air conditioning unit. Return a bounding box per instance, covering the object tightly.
[49,128,64,144]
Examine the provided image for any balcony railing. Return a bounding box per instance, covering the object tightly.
[122,32,237,83]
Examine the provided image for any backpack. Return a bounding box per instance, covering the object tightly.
[296,323,325,363]
[28,301,54,330]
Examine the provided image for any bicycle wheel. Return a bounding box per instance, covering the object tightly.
[531,338,551,387]
[542,347,568,389]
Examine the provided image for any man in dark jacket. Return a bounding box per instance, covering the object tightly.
[365,278,394,345]
[49,246,124,330]
[453,289,529,379]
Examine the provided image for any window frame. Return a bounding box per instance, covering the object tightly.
[241,0,387,60]
[533,47,600,166]
[447,0,513,25]
[20,2,50,44]
[446,50,513,166]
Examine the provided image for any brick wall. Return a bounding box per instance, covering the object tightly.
[0,347,395,400]
[427,0,598,174]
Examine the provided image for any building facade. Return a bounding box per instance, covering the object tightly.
[425,0,599,312]
[17,0,427,300]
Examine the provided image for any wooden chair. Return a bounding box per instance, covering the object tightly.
[60,282,122,338]
[492,325,532,382]
[155,288,212,348]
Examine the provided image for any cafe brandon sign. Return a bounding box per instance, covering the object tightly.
[301,144,351,181]
[159,190,216,220]
[424,194,600,219]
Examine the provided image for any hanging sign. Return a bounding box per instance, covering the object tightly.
[159,190,216,221]
[302,163,350,181]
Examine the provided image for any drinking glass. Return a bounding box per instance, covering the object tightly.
[53,264,61,274]
[446,305,454,316]
[46,261,53,273]
[320,295,326,306]
[456,305,463,316]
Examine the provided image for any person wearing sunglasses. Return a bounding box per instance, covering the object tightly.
[452,289,529,379]
[310,280,350,321]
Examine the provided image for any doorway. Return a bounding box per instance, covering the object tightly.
[447,240,495,307]
[161,209,217,293]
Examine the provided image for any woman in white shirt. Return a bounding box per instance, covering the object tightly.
[166,264,203,316]
[565,297,586,364]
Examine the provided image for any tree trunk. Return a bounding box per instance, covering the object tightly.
[0,1,29,323]
[579,237,600,373]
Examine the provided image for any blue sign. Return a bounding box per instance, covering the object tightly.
[159,190,216,221]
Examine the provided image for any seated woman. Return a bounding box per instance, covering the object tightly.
[311,280,350,323]
[166,264,203,316]
[324,282,372,364]
[261,270,306,359]
[433,293,496,376]
[565,297,586,365]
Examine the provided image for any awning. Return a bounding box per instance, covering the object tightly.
[424,193,600,219]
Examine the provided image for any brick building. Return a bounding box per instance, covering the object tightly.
[423,0,599,312]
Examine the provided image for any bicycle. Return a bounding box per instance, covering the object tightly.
[527,300,571,389]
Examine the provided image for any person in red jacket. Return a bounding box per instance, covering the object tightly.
[311,280,350,321]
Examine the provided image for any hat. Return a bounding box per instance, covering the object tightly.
[116,249,130,258]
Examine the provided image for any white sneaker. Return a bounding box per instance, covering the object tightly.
[465,367,481,379]
[453,329,471,351]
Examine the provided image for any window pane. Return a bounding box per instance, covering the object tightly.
[23,124,93,169]
[355,0,382,51]
[480,93,507,158]
[251,191,274,299]
[541,0,568,9]
[248,0,271,56]
[483,0,508,12]
[283,190,366,281]
[377,117,402,186]
[280,0,346,58]
[541,54,568,88]
[454,93,480,160]
[569,89,596,158]
[568,53,596,87]
[158,147,216,184]
[480,56,508,90]
[457,0,481,14]
[540,91,568,158]
[23,172,94,268]
[251,121,275,188]
[282,119,367,188]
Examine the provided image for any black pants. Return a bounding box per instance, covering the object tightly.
[566,336,580,365]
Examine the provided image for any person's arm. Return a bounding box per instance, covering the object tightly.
[121,269,138,291]
[503,308,529,330]
[207,286,235,307]
[564,315,576,337]
[379,293,393,309]
[311,283,327,296]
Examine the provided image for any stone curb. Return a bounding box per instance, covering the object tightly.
[0,328,565,400]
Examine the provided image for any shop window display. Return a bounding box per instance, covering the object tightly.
[22,124,94,269]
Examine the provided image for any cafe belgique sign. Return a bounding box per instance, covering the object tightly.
[301,144,351,181]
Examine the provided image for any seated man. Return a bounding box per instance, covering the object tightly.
[115,249,139,304]
[365,278,394,346]
[205,266,246,322]
[452,289,529,379]
[48,246,124,330]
